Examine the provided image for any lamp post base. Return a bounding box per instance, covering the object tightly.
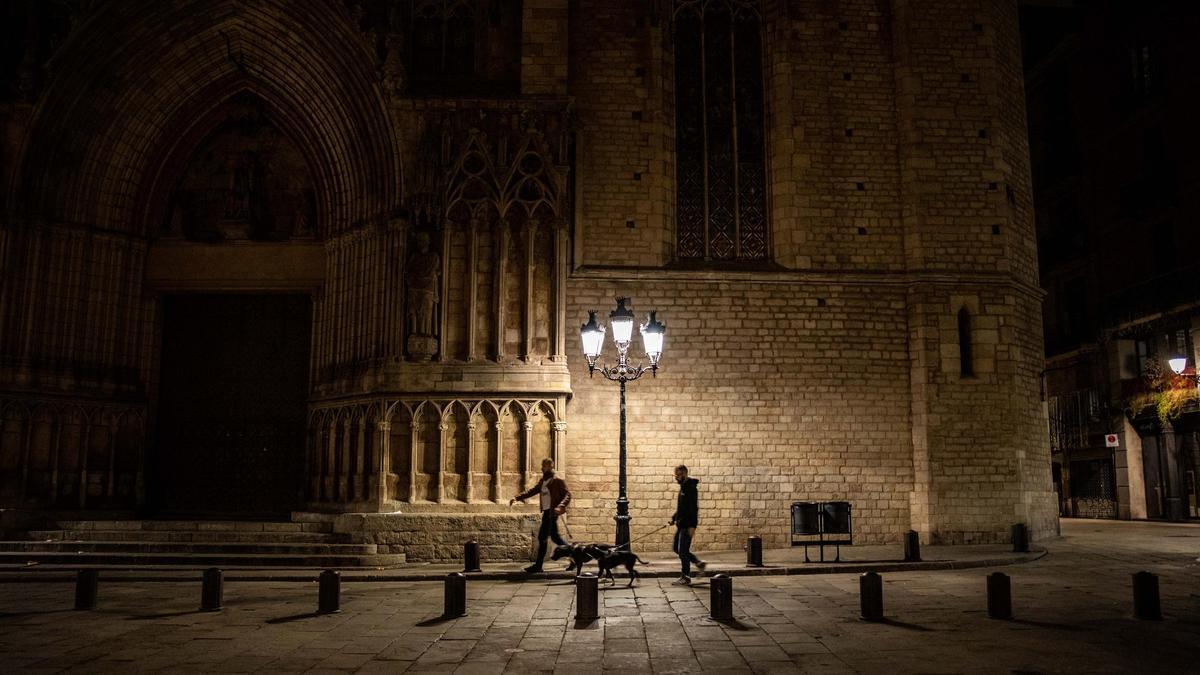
[615,513,631,549]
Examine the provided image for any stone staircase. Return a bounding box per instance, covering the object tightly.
[0,519,406,568]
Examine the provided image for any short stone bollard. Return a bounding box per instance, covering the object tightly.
[201,568,224,612]
[710,574,734,621]
[1132,571,1161,620]
[903,530,921,563]
[318,569,341,614]
[463,539,481,573]
[444,572,467,618]
[746,536,763,567]
[575,573,599,622]
[74,570,98,611]
[859,572,883,621]
[986,572,1012,620]
[1011,523,1029,553]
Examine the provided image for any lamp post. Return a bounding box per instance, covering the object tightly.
[1165,356,1193,520]
[580,297,664,548]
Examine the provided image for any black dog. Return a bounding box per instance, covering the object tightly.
[596,549,649,587]
[551,542,613,576]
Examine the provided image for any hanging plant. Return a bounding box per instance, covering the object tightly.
[1124,362,1200,425]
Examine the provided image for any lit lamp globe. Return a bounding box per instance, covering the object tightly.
[1169,357,1188,375]
[640,311,665,373]
[609,297,636,350]
[580,311,605,375]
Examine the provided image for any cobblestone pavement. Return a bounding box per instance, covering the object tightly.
[1,519,1198,674]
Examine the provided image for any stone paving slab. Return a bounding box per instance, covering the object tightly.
[0,520,1198,673]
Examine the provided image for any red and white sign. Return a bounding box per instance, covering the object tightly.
[1104,434,1119,448]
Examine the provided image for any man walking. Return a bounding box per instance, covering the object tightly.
[669,464,707,584]
[510,458,572,573]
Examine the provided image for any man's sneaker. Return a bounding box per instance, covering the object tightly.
[672,576,692,586]
[695,560,708,575]
[524,564,544,574]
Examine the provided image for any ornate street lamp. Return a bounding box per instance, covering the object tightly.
[580,297,665,547]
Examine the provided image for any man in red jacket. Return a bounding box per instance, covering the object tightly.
[510,458,572,573]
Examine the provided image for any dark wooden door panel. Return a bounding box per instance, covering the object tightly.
[152,294,311,517]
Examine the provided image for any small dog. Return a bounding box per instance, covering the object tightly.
[596,549,649,587]
[551,542,613,576]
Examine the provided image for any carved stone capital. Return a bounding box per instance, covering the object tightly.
[377,421,391,433]
[552,421,567,433]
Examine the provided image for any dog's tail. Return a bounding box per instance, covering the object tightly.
[634,555,651,565]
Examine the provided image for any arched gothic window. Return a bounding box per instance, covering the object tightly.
[958,307,974,378]
[674,0,768,262]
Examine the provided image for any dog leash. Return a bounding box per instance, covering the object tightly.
[559,513,573,540]
[611,523,671,551]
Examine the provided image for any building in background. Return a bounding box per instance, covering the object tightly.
[1026,1,1200,521]
[0,0,1056,562]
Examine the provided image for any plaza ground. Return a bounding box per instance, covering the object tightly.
[1,519,1198,673]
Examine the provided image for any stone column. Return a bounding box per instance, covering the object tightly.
[354,418,368,502]
[467,217,480,361]
[524,221,536,361]
[409,421,421,503]
[437,421,448,503]
[466,421,477,503]
[552,421,567,477]
[522,420,534,491]
[375,420,391,511]
[495,220,508,361]
[78,419,91,508]
[553,219,568,361]
[494,420,505,503]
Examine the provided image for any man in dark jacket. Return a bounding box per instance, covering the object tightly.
[669,464,707,584]
[510,458,572,573]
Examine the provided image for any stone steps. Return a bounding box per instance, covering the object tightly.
[54,520,334,533]
[0,541,381,555]
[0,551,406,568]
[26,530,353,544]
[2,518,404,568]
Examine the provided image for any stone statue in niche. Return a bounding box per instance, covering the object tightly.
[218,151,262,239]
[406,230,441,360]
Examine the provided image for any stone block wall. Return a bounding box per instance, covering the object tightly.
[333,512,541,563]
[563,275,915,551]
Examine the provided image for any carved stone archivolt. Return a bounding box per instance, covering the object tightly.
[306,396,566,510]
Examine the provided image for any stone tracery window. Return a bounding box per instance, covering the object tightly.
[674,0,768,262]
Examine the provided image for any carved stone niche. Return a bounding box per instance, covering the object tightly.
[162,93,317,243]
[405,227,443,361]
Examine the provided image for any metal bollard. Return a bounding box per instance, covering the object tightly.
[1011,523,1029,553]
[318,569,341,614]
[986,572,1012,620]
[903,530,921,562]
[74,570,98,611]
[575,573,599,622]
[1132,571,1161,620]
[201,568,224,612]
[710,574,733,621]
[444,572,467,618]
[463,539,482,573]
[746,536,763,567]
[859,572,883,621]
